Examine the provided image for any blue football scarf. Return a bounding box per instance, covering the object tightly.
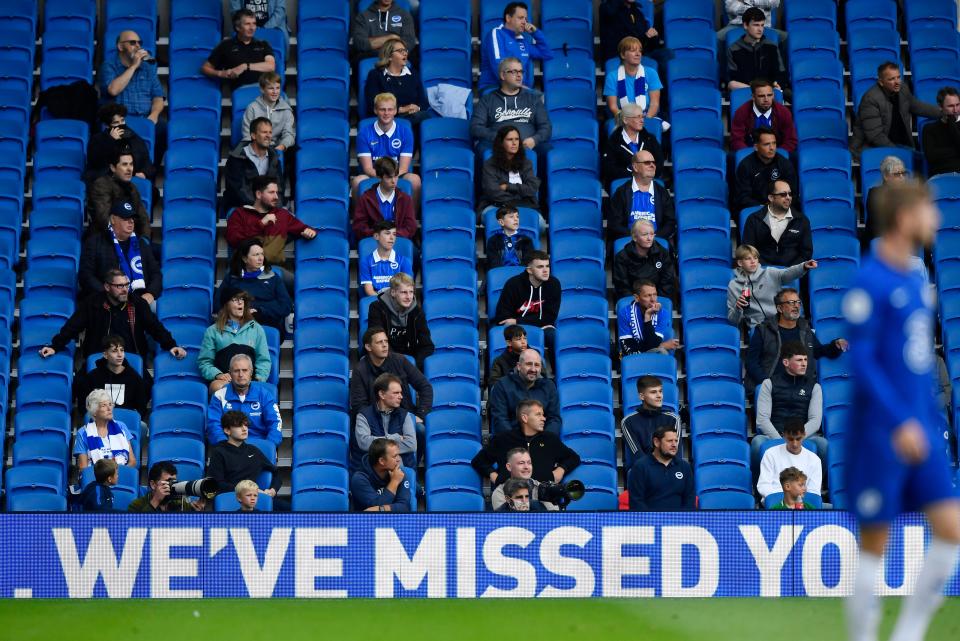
[82,419,131,465]
[616,65,648,111]
[110,225,145,291]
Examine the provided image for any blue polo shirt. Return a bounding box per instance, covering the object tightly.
[356,119,413,163]
[99,54,164,117]
[358,248,413,293]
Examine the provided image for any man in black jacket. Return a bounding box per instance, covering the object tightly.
[350,326,433,422]
[740,179,812,268]
[86,150,151,238]
[472,399,580,487]
[922,86,960,177]
[492,250,562,352]
[612,219,677,299]
[40,268,187,359]
[84,103,155,184]
[224,117,283,211]
[602,104,665,186]
[726,7,787,92]
[607,149,675,245]
[734,127,797,212]
[206,410,289,510]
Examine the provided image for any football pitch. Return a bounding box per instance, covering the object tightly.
[3,598,959,641]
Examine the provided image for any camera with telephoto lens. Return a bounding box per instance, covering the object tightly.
[537,479,585,510]
[165,477,218,500]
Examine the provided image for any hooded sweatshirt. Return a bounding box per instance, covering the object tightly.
[726,263,808,329]
[241,94,296,148]
[350,453,412,512]
[492,272,562,328]
[471,88,552,146]
[367,290,435,367]
[350,2,418,57]
[74,357,149,416]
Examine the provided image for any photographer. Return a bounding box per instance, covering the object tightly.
[490,447,557,511]
[495,478,548,512]
[85,104,155,184]
[128,461,208,512]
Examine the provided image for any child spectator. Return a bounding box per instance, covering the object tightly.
[74,335,149,417]
[489,324,551,386]
[352,93,420,203]
[486,206,534,268]
[206,410,287,510]
[353,157,417,241]
[726,244,817,330]
[235,479,260,512]
[80,458,119,512]
[769,467,817,510]
[359,220,414,297]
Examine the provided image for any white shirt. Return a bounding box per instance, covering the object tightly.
[764,207,793,243]
[756,444,822,498]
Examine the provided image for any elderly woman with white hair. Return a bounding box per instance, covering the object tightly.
[601,102,665,186]
[73,389,136,470]
[865,155,910,244]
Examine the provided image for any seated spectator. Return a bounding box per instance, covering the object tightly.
[627,425,695,511]
[230,0,288,39]
[741,179,812,268]
[489,325,552,386]
[726,7,787,92]
[352,157,417,241]
[478,125,541,213]
[198,290,271,393]
[727,245,816,329]
[207,354,282,445]
[351,0,418,60]
[603,37,662,119]
[922,86,960,177]
[472,399,580,485]
[731,78,797,152]
[608,150,675,244]
[80,458,119,513]
[368,272,434,368]
[487,205,535,269]
[598,0,666,68]
[492,251,561,351]
[734,127,797,212]
[241,72,296,182]
[621,376,680,470]
[612,219,677,300]
[617,280,678,357]
[496,477,548,512]
[41,269,186,359]
[206,410,287,509]
[768,466,817,510]
[756,419,823,503]
[351,437,412,512]
[74,335,149,418]
[217,238,292,338]
[359,220,414,297]
[851,61,940,156]
[350,327,433,424]
[753,342,827,466]
[488,349,561,434]
[490,447,558,511]
[364,37,430,125]
[479,2,552,91]
[85,104,154,184]
[471,57,552,154]
[602,103,665,186]
[128,462,207,512]
[74,389,137,471]
[224,118,283,211]
[79,200,161,303]
[745,287,847,390]
[352,92,421,202]
[717,1,785,44]
[864,158,910,246]
[201,9,275,90]
[351,373,417,472]
[87,150,151,238]
[235,479,260,512]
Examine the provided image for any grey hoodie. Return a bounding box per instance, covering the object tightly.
[726,263,807,329]
[241,95,296,148]
[350,2,418,56]
[471,88,552,145]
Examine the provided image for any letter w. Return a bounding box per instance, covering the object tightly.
[53,528,147,598]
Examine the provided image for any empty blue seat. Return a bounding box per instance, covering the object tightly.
[549,113,599,151]
[425,466,483,512]
[0,28,34,68]
[150,405,205,442]
[561,408,616,442]
[545,86,596,122]
[544,56,596,94]
[428,438,481,469]
[147,437,204,481]
[848,27,901,65]
[559,380,614,414]
[693,437,750,469]
[293,438,348,471]
[422,174,474,210]
[425,409,483,443]
[696,463,753,496]
[7,493,68,512]
[431,325,479,359]
[293,408,350,444]
[424,353,480,386]
[294,379,349,413]
[565,463,619,511]
[665,22,716,60]
[432,381,481,415]
[291,467,349,512]
[787,26,840,65]
[909,26,960,66]
[13,435,69,481]
[845,0,897,32]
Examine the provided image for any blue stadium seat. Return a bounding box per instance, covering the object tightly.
[150,406,205,442]
[799,148,853,183]
[848,27,901,65]
[428,438,481,469]
[561,408,616,442]
[555,352,613,385]
[229,84,261,145]
[550,113,599,150]
[688,380,745,415]
[152,380,207,416]
[42,29,93,71]
[559,380,614,414]
[7,493,68,512]
[686,350,742,385]
[292,467,349,512]
[0,0,37,34]
[699,491,755,509]
[696,463,752,496]
[430,325,479,359]
[788,26,840,65]
[422,276,478,329]
[293,437,348,471]
[557,293,608,333]
[14,408,71,446]
[294,379,349,414]
[104,0,157,52]
[425,466,483,512]
[294,325,350,358]
[622,352,678,386]
[419,0,472,32]
[0,28,34,67]
[795,115,849,151]
[432,381,482,415]
[147,437,205,481]
[791,58,844,98]
[909,26,960,69]
[170,0,221,33]
[18,295,74,353]
[555,321,609,357]
[13,434,69,481]
[425,409,483,443]
[425,353,480,386]
[565,463,618,511]
[913,59,960,105]
[785,0,837,30]
[845,0,897,32]
[486,265,526,314]
[545,86,596,122]
[905,0,959,31]
[544,57,596,94]
[422,174,474,210]
[693,437,750,469]
[293,409,350,446]
[298,0,350,34]
[5,465,62,501]
[420,117,471,150]
[664,5,715,46]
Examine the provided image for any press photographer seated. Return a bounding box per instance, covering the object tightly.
[127,461,209,512]
[495,478,548,512]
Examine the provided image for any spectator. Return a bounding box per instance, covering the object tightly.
[726,7,787,92]
[206,410,286,508]
[734,127,797,212]
[352,92,421,202]
[85,104,155,183]
[472,57,552,154]
[364,38,430,124]
[206,354,282,445]
[479,2,552,91]
[492,250,561,351]
[864,158,910,246]
[768,466,817,510]
[718,1,784,44]
[229,0,288,38]
[617,279,678,357]
[621,376,680,470]
[727,245,816,329]
[80,458,119,513]
[487,205,535,269]
[604,36,662,119]
[359,220,414,297]
[79,199,161,303]
[201,9,276,90]
[753,342,827,467]
[730,78,797,152]
[351,373,417,471]
[74,336,149,418]
[472,399,580,485]
[224,117,283,211]
[608,150,675,244]
[478,125,541,213]
[351,437,412,512]
[602,103,665,186]
[851,61,940,156]
[496,478,549,512]
[240,72,296,184]
[598,0,666,67]
[741,179,812,268]
[353,157,417,241]
[41,269,186,359]
[756,419,823,503]
[87,150,151,238]
[922,86,960,177]
[128,462,207,512]
[490,447,559,511]
[73,389,137,471]
[350,326,433,423]
[351,0,418,60]
[217,238,292,338]
[488,349,562,435]
[235,479,260,512]
[199,290,271,393]
[368,272,434,368]
[612,219,677,299]
[745,287,847,390]
[627,425,695,511]
[489,325,552,386]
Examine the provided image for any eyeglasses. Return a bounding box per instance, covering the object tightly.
[889,171,908,177]
[121,39,142,46]
[777,300,802,306]
[393,47,408,54]
[109,282,130,289]
[773,191,793,197]
[503,69,523,75]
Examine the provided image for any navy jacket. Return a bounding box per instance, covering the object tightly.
[350,454,412,512]
[488,371,562,435]
[80,482,116,512]
[627,455,695,511]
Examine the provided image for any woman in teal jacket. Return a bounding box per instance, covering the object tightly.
[198,288,271,393]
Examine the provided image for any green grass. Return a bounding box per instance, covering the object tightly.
[4,598,960,641]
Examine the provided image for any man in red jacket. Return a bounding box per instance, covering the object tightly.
[352,157,417,241]
[730,78,797,153]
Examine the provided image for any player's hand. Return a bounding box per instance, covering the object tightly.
[892,419,929,464]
